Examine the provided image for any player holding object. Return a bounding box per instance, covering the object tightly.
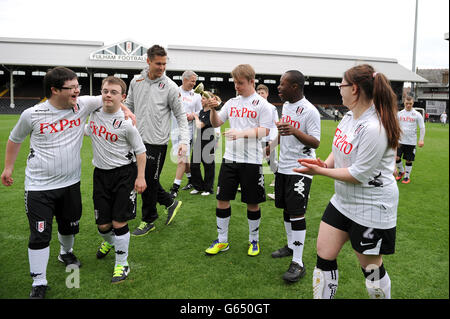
[125,45,186,236]
[169,70,202,197]
[395,95,425,184]
[296,65,400,299]
[85,76,147,283]
[205,64,273,257]
[267,70,321,283]
[0,67,135,298]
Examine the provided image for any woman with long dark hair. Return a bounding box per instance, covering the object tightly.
[295,64,400,299]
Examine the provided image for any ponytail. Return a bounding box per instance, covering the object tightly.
[373,73,400,149]
[344,64,400,149]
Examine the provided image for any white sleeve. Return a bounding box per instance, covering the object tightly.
[9,108,33,143]
[126,120,146,155]
[124,79,135,113]
[195,95,202,114]
[305,108,321,141]
[348,123,388,183]
[258,101,274,129]
[77,95,103,114]
[417,112,425,129]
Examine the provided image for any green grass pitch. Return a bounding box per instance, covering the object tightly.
[0,114,448,299]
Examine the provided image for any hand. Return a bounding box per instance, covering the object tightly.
[418,141,424,148]
[297,157,327,168]
[264,145,271,157]
[187,113,195,121]
[207,98,219,109]
[223,128,242,140]
[134,177,147,194]
[1,168,14,186]
[178,143,187,157]
[276,121,296,136]
[122,106,136,126]
[293,157,327,176]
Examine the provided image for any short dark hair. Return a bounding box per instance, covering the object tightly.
[43,67,77,98]
[147,45,167,61]
[285,70,305,92]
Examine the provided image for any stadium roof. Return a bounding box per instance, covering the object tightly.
[0,37,427,83]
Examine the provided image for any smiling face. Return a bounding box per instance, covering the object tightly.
[51,78,81,109]
[101,82,125,113]
[182,75,197,91]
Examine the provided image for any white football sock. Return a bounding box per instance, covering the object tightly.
[290,217,306,267]
[248,218,261,242]
[58,233,74,255]
[29,247,49,286]
[313,267,339,299]
[396,161,404,173]
[284,221,293,249]
[98,228,115,246]
[114,231,130,267]
[404,164,413,179]
[217,217,230,243]
[366,272,391,299]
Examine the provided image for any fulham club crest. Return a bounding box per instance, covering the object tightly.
[37,221,45,233]
[296,106,304,115]
[354,124,365,135]
[113,119,122,129]
[158,82,165,90]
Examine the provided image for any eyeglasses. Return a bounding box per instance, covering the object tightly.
[60,85,82,91]
[101,89,122,96]
[338,83,353,90]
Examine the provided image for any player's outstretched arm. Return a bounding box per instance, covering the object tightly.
[121,103,136,126]
[1,140,22,186]
[134,152,147,194]
[209,107,224,128]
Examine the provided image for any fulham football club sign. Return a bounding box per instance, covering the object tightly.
[90,40,148,62]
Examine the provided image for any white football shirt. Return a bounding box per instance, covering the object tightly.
[261,103,279,143]
[85,109,146,170]
[330,106,398,229]
[218,92,273,164]
[278,97,321,176]
[398,108,425,146]
[9,96,102,191]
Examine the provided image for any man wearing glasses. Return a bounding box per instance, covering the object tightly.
[0,67,134,298]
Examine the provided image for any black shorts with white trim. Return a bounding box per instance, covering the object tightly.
[216,161,266,204]
[322,202,396,255]
[93,163,137,225]
[274,173,312,215]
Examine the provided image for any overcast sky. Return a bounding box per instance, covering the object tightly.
[0,0,448,71]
